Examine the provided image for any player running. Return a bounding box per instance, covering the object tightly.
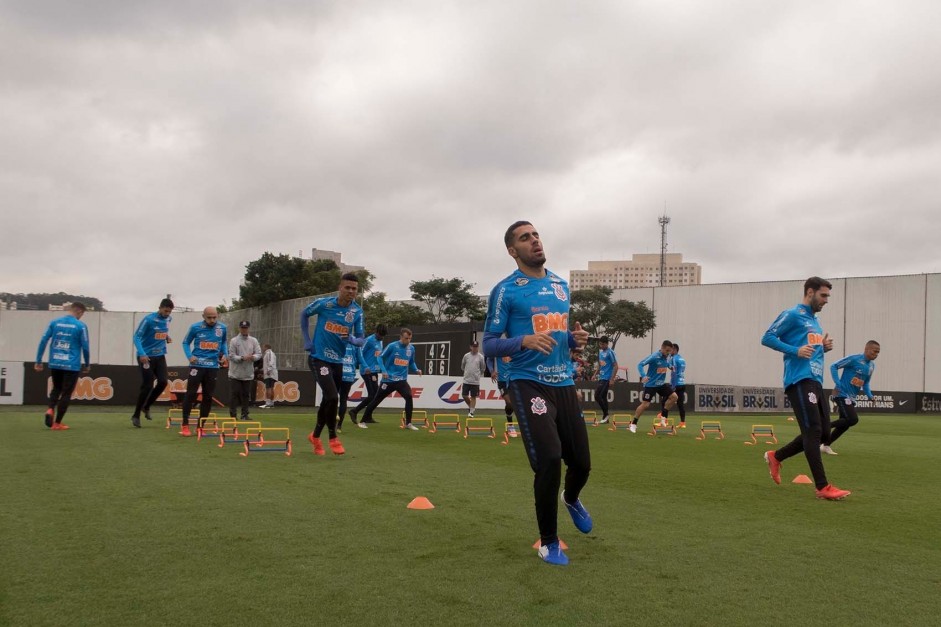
[358,328,423,428]
[35,302,91,430]
[483,220,592,567]
[179,307,228,436]
[670,343,688,428]
[824,340,880,455]
[629,341,678,432]
[761,276,850,500]
[595,336,617,424]
[131,298,174,428]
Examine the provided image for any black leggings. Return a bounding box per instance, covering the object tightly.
[134,355,168,417]
[594,380,610,416]
[776,380,831,489]
[182,367,218,426]
[828,397,860,444]
[674,385,687,421]
[309,357,343,439]
[337,380,354,424]
[353,373,379,413]
[508,380,591,548]
[47,369,79,422]
[362,380,414,422]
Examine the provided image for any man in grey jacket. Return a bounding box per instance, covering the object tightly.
[461,340,486,418]
[229,321,262,420]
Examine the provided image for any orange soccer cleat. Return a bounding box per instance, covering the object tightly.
[764,450,781,485]
[329,438,346,456]
[179,425,192,437]
[308,433,325,456]
[51,423,70,430]
[815,484,851,500]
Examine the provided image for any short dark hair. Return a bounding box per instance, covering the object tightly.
[400,327,413,337]
[159,298,174,309]
[340,272,359,283]
[804,276,832,294]
[375,324,388,337]
[866,340,880,347]
[661,340,674,349]
[504,221,532,248]
[672,343,680,351]
[600,336,610,343]
[71,302,87,313]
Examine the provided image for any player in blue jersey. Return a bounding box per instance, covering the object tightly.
[349,324,387,426]
[358,328,423,428]
[670,343,688,428]
[595,337,618,424]
[35,302,91,430]
[487,355,516,427]
[629,341,678,433]
[824,340,880,455]
[336,343,362,432]
[483,221,591,567]
[130,298,174,428]
[179,307,228,437]
[761,277,850,500]
[300,273,365,455]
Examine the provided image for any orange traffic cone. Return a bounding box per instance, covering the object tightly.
[792,474,813,484]
[407,496,435,510]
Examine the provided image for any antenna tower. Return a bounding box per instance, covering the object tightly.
[658,215,670,287]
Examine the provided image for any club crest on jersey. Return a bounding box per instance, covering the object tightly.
[531,397,548,415]
[515,277,529,286]
[344,310,356,323]
[215,327,223,337]
[551,284,567,301]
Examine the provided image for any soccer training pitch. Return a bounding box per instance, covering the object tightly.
[1,406,938,626]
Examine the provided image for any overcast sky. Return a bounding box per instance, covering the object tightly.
[2,0,939,312]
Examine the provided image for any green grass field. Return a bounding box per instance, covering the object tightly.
[1,405,938,626]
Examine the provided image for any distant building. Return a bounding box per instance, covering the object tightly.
[310,248,365,274]
[569,253,702,291]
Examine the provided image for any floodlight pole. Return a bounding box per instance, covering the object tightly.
[658,214,670,287]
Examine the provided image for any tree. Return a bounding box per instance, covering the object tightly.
[361,292,432,329]
[570,287,656,380]
[409,276,485,323]
[235,253,374,309]
[0,292,105,311]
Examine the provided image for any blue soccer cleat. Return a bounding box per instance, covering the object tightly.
[537,541,569,566]
[561,491,593,534]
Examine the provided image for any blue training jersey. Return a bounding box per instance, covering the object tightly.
[831,353,875,399]
[598,348,617,381]
[638,350,673,388]
[379,341,420,382]
[182,321,228,368]
[482,268,575,387]
[133,311,172,358]
[672,354,687,386]
[360,334,384,373]
[342,344,360,383]
[301,297,365,364]
[761,303,826,388]
[486,356,512,384]
[36,314,90,372]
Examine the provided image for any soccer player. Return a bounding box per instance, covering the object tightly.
[349,324,386,426]
[670,343,688,428]
[131,298,174,428]
[460,341,486,417]
[761,276,850,500]
[35,302,90,430]
[300,272,365,455]
[228,321,261,421]
[358,328,423,428]
[824,340,880,454]
[483,220,592,567]
[595,337,617,424]
[486,355,515,427]
[180,307,228,436]
[336,343,362,432]
[259,344,278,408]
[630,341,678,433]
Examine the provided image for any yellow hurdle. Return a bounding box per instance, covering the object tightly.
[464,417,495,439]
[217,421,262,447]
[240,427,292,457]
[608,414,634,432]
[502,421,520,445]
[430,414,462,434]
[400,410,429,429]
[744,424,777,446]
[582,410,598,427]
[696,421,725,441]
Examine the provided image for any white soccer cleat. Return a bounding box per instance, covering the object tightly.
[357,422,368,429]
[406,423,420,431]
[820,444,838,455]
[629,423,637,433]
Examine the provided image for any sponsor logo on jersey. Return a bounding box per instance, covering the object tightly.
[515,277,529,286]
[325,321,350,334]
[198,341,219,350]
[154,332,168,340]
[531,312,567,333]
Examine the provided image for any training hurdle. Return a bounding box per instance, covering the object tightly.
[167,410,216,429]
[217,421,262,448]
[608,414,634,431]
[648,417,677,436]
[502,421,520,445]
[744,424,777,446]
[240,427,292,457]
[430,414,462,434]
[400,410,429,429]
[696,421,725,441]
[582,410,598,427]
[196,415,229,440]
[464,417,495,439]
